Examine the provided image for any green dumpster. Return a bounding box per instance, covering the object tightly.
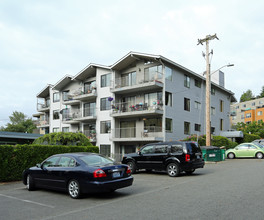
[220,149,226,161]
[201,146,222,162]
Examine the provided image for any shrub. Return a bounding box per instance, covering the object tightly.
[33,132,93,146]
[243,133,261,143]
[0,144,99,182]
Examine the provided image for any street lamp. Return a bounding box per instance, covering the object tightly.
[205,63,234,146]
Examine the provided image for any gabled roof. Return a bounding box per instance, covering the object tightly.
[37,84,53,98]
[73,63,111,81]
[53,75,73,91]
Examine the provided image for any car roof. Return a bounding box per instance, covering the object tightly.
[51,152,98,157]
[145,141,184,146]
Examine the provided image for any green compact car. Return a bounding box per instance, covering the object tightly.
[226,143,264,159]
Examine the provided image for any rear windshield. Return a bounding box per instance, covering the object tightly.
[79,155,114,167]
[185,143,201,154]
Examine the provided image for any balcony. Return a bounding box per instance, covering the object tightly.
[37,120,50,128]
[62,95,80,105]
[72,88,97,101]
[111,126,163,142]
[62,112,81,124]
[75,107,97,122]
[110,102,163,118]
[111,74,163,95]
[37,103,50,112]
[83,130,96,142]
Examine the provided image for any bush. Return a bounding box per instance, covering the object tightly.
[243,133,261,143]
[0,144,99,182]
[33,132,93,146]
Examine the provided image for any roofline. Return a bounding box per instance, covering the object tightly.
[36,84,53,98]
[52,74,74,91]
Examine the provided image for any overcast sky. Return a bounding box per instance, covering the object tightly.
[0,0,263,127]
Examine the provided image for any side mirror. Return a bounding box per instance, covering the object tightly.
[137,151,141,155]
[36,163,41,168]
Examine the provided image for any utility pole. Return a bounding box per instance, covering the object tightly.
[198,34,219,146]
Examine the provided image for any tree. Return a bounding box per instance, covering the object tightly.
[236,121,264,138]
[260,86,264,98]
[239,90,254,102]
[0,111,36,133]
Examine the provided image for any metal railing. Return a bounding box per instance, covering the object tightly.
[113,126,162,139]
[111,101,163,113]
[62,111,80,121]
[83,130,96,142]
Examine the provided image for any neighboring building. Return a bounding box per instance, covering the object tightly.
[34,52,235,160]
[230,97,264,125]
[0,131,42,145]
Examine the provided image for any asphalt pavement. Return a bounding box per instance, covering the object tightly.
[1,159,264,220]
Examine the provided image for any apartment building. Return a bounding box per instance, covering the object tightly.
[34,52,235,160]
[230,97,264,125]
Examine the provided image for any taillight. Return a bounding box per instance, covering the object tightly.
[93,169,107,178]
[185,154,191,162]
[126,166,131,175]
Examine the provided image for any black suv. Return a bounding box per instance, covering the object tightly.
[121,141,204,177]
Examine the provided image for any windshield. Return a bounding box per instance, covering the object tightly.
[79,155,114,167]
[254,143,264,148]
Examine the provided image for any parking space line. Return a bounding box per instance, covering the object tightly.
[0,194,55,208]
[42,179,193,220]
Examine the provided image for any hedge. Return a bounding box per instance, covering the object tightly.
[0,144,99,182]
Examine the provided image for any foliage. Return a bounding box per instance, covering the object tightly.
[33,132,93,146]
[236,121,264,138]
[239,90,254,102]
[243,133,260,143]
[0,144,99,182]
[182,134,237,149]
[0,111,36,133]
[260,86,264,98]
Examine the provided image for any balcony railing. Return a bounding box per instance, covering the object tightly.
[62,112,80,121]
[112,126,162,139]
[111,101,163,114]
[37,103,50,111]
[37,120,49,127]
[83,130,96,142]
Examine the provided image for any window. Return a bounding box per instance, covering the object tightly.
[141,145,154,154]
[100,121,111,133]
[84,81,96,94]
[154,145,168,153]
[144,65,162,82]
[62,91,69,101]
[144,118,162,132]
[144,92,162,107]
[100,145,111,157]
[257,111,263,116]
[53,127,59,132]
[211,107,216,115]
[220,119,224,131]
[53,110,60,120]
[171,145,183,153]
[252,102,255,106]
[195,124,201,132]
[165,66,172,81]
[260,101,264,105]
[101,73,111,87]
[100,98,111,111]
[58,156,76,167]
[246,113,251,118]
[243,104,246,108]
[84,102,96,116]
[211,127,215,134]
[166,118,172,132]
[42,156,60,168]
[53,92,60,102]
[184,98,190,111]
[220,100,224,112]
[184,75,190,88]
[235,106,239,109]
[194,101,201,110]
[195,79,201,88]
[121,71,136,87]
[62,127,69,132]
[165,92,172,106]
[211,88,215,95]
[241,114,245,119]
[184,122,190,135]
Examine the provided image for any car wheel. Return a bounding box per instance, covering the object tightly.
[68,179,81,199]
[227,153,235,159]
[166,163,180,177]
[26,174,35,191]
[185,169,195,175]
[127,161,136,174]
[256,152,263,159]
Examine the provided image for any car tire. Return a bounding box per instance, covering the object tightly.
[68,179,81,199]
[166,162,180,177]
[185,169,195,175]
[127,161,136,174]
[26,174,35,191]
[227,153,235,159]
[256,152,263,159]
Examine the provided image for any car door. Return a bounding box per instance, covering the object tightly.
[136,145,154,169]
[235,145,249,157]
[150,145,169,170]
[247,144,258,157]
[34,156,61,188]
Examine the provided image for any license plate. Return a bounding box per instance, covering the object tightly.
[112,172,121,178]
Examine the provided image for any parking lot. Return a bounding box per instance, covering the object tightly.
[1,159,264,220]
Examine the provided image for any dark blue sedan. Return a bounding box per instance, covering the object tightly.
[22,152,133,199]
